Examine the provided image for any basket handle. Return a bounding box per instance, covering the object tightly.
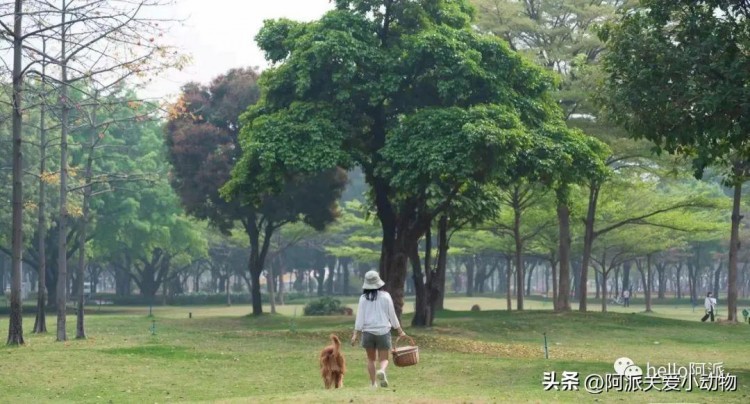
[393,335,415,349]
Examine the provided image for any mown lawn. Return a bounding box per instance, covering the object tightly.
[1,297,748,403]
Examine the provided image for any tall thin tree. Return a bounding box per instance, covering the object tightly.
[33,38,49,334]
[7,0,25,346]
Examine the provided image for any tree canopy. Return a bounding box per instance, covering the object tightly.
[224,0,609,317]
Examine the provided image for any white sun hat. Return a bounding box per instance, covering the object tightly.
[362,270,385,290]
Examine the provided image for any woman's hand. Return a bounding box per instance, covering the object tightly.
[350,332,357,346]
[398,328,406,337]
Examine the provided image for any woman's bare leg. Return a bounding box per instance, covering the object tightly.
[376,349,390,386]
[377,349,390,373]
[366,348,377,385]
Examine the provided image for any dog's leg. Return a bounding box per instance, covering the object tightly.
[324,374,332,389]
[336,372,344,388]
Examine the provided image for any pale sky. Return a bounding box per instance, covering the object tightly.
[143,0,333,99]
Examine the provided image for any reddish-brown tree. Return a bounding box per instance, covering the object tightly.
[165,69,346,316]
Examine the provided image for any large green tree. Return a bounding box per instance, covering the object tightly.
[226,0,592,317]
[600,0,750,321]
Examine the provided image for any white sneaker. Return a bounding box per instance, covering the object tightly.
[370,383,378,390]
[376,370,388,387]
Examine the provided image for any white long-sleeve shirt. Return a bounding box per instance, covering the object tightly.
[354,291,401,336]
[705,297,717,311]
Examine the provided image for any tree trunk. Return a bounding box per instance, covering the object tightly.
[375,178,400,307]
[193,270,201,293]
[687,262,696,305]
[656,262,667,300]
[250,257,262,315]
[410,227,429,327]
[342,258,350,296]
[136,261,161,298]
[221,274,229,305]
[0,255,6,299]
[475,262,486,294]
[551,254,558,309]
[645,255,653,312]
[336,260,342,295]
[525,261,534,297]
[434,215,448,311]
[33,42,49,334]
[71,269,80,299]
[7,0,25,345]
[490,261,497,293]
[383,230,418,319]
[466,256,475,298]
[75,239,86,339]
[76,106,97,340]
[268,259,276,314]
[487,259,499,294]
[613,266,620,298]
[56,0,71,342]
[277,254,286,305]
[89,266,99,294]
[430,215,448,323]
[676,262,683,300]
[246,218,274,316]
[513,202,524,310]
[579,183,599,312]
[326,256,336,295]
[601,269,609,313]
[637,260,646,304]
[572,260,581,299]
[506,255,512,311]
[742,262,749,299]
[727,179,742,322]
[114,263,131,296]
[555,201,571,311]
[478,267,486,294]
[693,247,703,304]
[315,262,325,297]
[622,261,631,294]
[369,104,420,316]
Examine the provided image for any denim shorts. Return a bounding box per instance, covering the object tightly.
[361,332,392,350]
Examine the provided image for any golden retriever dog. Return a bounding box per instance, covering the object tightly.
[319,334,346,389]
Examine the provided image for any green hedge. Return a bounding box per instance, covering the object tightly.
[303,297,351,316]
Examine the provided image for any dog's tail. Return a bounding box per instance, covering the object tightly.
[329,334,341,354]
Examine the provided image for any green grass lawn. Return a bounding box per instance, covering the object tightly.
[1,297,749,403]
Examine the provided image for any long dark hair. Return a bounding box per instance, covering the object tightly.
[363,286,383,301]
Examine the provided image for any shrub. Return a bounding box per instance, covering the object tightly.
[471,304,481,311]
[303,297,350,316]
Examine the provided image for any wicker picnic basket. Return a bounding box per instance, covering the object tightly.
[392,335,419,367]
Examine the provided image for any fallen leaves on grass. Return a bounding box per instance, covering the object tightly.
[218,329,597,361]
[412,335,540,358]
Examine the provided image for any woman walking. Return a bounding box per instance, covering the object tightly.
[701,292,717,322]
[351,271,406,388]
